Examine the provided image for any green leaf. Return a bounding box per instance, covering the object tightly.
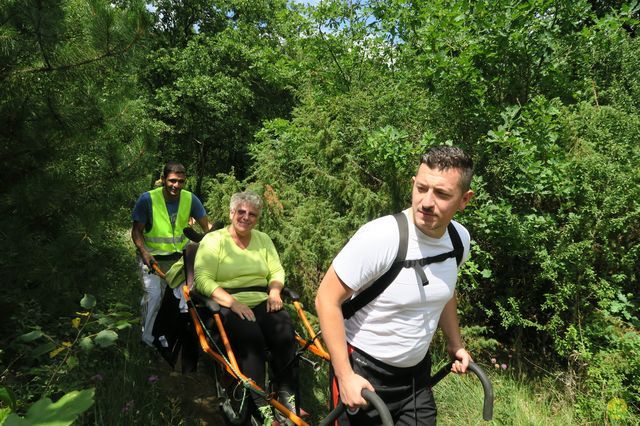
[80,294,97,309]
[114,320,132,330]
[4,388,94,426]
[0,407,12,424]
[17,330,44,343]
[97,316,112,326]
[30,342,57,358]
[481,269,493,278]
[94,330,118,348]
[79,336,94,351]
[66,356,79,370]
[0,386,16,410]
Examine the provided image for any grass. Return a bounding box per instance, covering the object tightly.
[76,325,226,425]
[9,313,638,425]
[434,361,603,426]
[3,231,635,426]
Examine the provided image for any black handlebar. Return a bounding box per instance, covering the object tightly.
[320,389,393,426]
[189,288,221,313]
[183,227,204,243]
[430,361,494,421]
[282,287,300,301]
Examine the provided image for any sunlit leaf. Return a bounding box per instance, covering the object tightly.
[49,345,67,359]
[66,356,79,370]
[94,330,118,348]
[4,388,94,426]
[115,320,132,330]
[79,337,94,351]
[71,317,82,329]
[0,386,16,410]
[98,316,112,326]
[80,294,97,309]
[0,407,12,424]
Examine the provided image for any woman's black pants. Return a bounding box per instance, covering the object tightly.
[209,301,297,406]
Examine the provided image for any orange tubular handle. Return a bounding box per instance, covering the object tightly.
[182,286,228,368]
[214,312,240,371]
[150,260,166,279]
[182,285,237,373]
[270,398,308,426]
[293,301,330,359]
[295,335,331,361]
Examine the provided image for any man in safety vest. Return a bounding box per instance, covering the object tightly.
[131,161,211,346]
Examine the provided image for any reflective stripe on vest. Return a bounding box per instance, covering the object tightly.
[143,187,192,255]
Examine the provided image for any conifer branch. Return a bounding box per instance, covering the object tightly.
[12,30,143,75]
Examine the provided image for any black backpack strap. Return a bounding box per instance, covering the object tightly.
[447,222,464,267]
[341,213,408,320]
[395,213,409,261]
[403,222,464,268]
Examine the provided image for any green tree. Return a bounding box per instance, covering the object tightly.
[209,0,640,418]
[142,0,303,193]
[0,0,159,331]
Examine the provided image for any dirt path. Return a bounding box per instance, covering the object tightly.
[154,356,226,425]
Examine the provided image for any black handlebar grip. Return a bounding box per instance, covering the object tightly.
[189,290,221,314]
[281,287,300,301]
[320,389,393,426]
[183,227,204,243]
[430,361,494,421]
[466,362,494,421]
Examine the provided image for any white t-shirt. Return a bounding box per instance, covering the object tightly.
[333,209,470,368]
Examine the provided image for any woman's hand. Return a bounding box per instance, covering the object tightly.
[230,299,256,321]
[267,288,284,312]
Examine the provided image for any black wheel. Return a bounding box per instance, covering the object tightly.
[213,365,261,426]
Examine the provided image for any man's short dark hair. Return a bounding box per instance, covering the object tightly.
[162,161,186,178]
[420,146,474,192]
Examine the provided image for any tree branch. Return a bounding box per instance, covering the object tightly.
[11,30,143,75]
[317,24,351,90]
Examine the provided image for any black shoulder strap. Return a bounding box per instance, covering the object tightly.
[341,217,465,320]
[341,213,408,320]
[447,222,464,267]
[402,222,464,268]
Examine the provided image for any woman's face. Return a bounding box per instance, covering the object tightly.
[230,202,260,236]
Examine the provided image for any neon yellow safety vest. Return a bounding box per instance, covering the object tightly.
[143,187,192,255]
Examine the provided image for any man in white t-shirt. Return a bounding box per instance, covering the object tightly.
[315,146,474,425]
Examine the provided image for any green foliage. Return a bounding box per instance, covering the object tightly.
[143,0,302,193]
[0,290,143,425]
[235,1,640,420]
[434,365,579,425]
[2,0,640,423]
[3,388,94,426]
[463,99,640,417]
[572,312,640,423]
[4,294,136,403]
[0,0,159,339]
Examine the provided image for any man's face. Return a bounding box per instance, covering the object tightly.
[162,172,186,201]
[411,164,473,238]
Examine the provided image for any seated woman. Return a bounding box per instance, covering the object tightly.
[194,190,297,412]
